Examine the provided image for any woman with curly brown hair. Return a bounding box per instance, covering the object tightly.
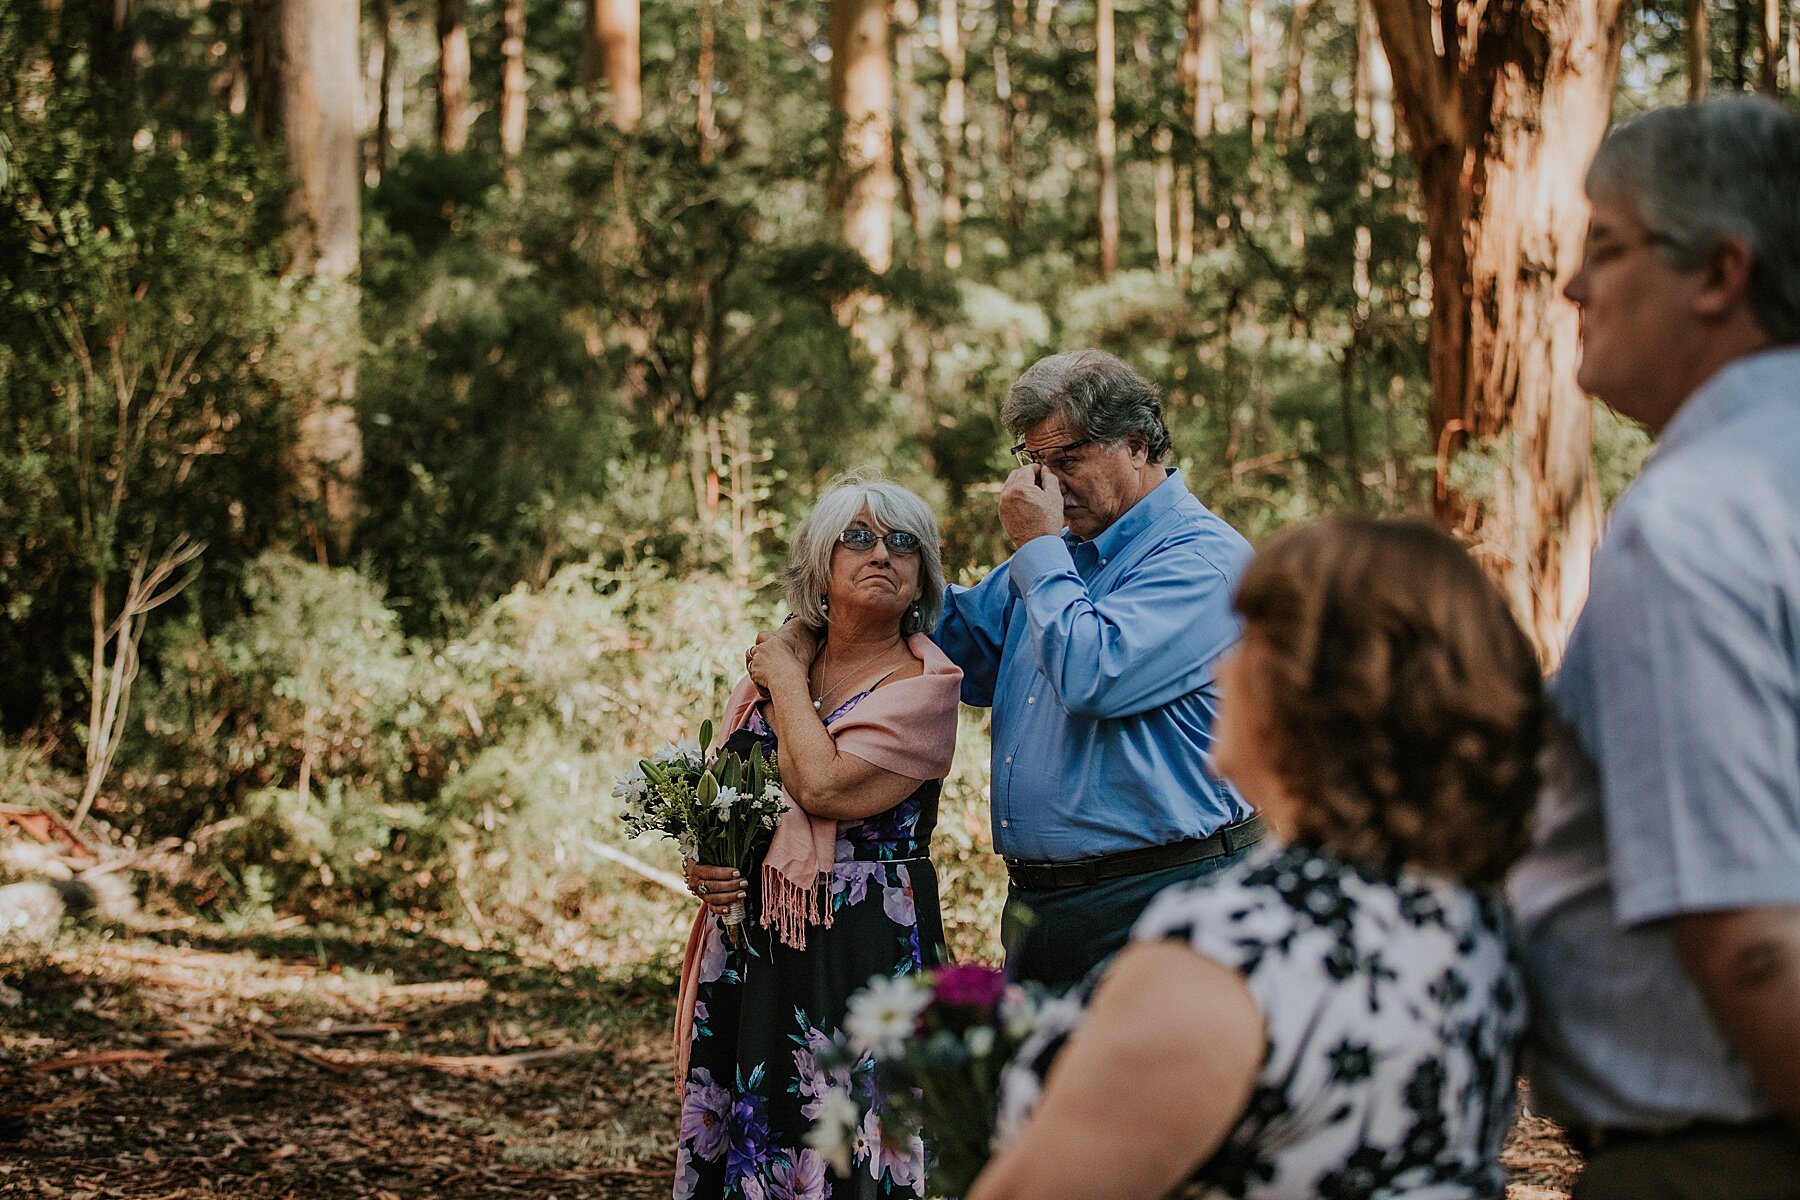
[966,517,1548,1200]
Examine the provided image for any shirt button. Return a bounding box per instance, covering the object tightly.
[1001,820,1010,828]
[1004,755,1012,764]
[1027,696,1035,704]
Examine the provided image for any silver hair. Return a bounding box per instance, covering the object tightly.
[1588,96,1800,343]
[1002,349,1172,463]
[784,469,946,635]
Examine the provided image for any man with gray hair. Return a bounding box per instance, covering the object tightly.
[934,349,1259,989]
[1511,96,1800,1198]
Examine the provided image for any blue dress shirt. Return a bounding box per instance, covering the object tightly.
[934,469,1255,861]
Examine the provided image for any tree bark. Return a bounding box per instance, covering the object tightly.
[1154,128,1175,275]
[1095,0,1118,278]
[437,0,470,151]
[1367,0,1630,660]
[830,0,895,273]
[996,0,1025,233]
[1789,0,1799,91]
[1687,0,1710,100]
[939,0,966,268]
[275,0,363,558]
[583,0,641,131]
[370,0,394,181]
[697,0,718,165]
[1246,0,1268,147]
[500,0,528,162]
[894,0,933,264]
[1182,0,1222,247]
[1275,0,1314,150]
[1761,0,1781,90]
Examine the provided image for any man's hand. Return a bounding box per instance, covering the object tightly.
[1000,465,1065,548]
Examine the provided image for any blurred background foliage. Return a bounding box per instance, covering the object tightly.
[0,0,1765,948]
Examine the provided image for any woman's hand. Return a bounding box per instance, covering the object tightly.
[684,859,747,917]
[745,621,818,693]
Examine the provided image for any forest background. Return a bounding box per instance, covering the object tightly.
[0,0,1796,1194]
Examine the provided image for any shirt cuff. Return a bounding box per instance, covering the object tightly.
[1007,535,1077,597]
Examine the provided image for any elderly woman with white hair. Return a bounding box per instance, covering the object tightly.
[670,470,963,1200]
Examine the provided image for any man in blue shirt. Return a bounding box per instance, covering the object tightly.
[1510,98,1800,1198]
[934,349,1261,988]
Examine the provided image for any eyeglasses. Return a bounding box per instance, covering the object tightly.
[1011,437,1096,470]
[838,528,923,556]
[1578,231,1675,273]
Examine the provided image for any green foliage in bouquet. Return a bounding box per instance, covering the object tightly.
[616,720,787,870]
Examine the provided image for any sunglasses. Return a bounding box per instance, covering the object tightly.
[839,528,923,556]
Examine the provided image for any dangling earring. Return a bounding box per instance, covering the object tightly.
[820,595,830,620]
[904,602,920,635]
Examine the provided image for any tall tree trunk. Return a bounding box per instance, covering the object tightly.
[91,0,137,147]
[276,0,364,558]
[1687,0,1711,99]
[1095,0,1118,277]
[1275,0,1313,150]
[1184,0,1222,246]
[583,0,641,131]
[1154,127,1175,276]
[1761,0,1782,90]
[1246,0,1267,147]
[367,0,393,181]
[893,0,932,264]
[1734,0,1750,89]
[500,0,528,163]
[830,0,895,273]
[939,0,966,268]
[1368,0,1630,660]
[697,0,718,165]
[438,0,470,151]
[996,0,1025,233]
[1789,0,1799,90]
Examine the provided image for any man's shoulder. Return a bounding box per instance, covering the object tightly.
[1152,497,1253,576]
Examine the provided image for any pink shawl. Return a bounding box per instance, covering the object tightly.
[672,633,962,1092]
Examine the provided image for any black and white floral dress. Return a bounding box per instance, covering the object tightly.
[993,843,1525,1200]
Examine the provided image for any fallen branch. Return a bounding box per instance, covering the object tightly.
[30,1049,167,1073]
[584,838,687,896]
[404,1044,603,1075]
[267,1021,402,1041]
[247,1025,352,1076]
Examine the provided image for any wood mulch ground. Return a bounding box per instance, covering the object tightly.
[2,923,1582,1199]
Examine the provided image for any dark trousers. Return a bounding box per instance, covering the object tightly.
[1000,847,1249,991]
[1574,1121,1800,1200]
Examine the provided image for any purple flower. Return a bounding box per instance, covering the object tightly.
[880,866,917,926]
[726,1092,774,1185]
[679,1067,733,1162]
[931,963,1007,1011]
[767,1150,829,1200]
[673,1144,701,1200]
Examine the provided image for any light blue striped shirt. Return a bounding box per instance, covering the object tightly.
[934,469,1254,862]
[1514,346,1800,1130]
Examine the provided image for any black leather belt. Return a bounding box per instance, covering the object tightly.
[1004,814,1264,890]
[1567,1115,1794,1158]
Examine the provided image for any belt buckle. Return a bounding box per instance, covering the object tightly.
[1051,860,1095,888]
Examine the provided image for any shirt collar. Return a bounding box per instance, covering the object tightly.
[1654,346,1800,460]
[1066,468,1188,560]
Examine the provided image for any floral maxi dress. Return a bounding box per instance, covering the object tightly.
[674,693,947,1200]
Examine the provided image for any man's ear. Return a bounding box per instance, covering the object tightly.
[1692,234,1756,321]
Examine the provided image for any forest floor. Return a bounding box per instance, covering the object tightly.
[1,921,1582,1200]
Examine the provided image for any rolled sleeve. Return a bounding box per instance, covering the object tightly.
[1584,488,1800,928]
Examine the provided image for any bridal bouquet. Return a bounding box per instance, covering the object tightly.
[614,718,786,945]
[805,964,1062,1198]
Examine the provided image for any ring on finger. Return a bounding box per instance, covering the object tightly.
[697,882,709,897]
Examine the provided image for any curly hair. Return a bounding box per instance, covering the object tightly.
[1233,518,1547,885]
